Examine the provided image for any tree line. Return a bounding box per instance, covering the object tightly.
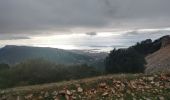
[105,38,162,73]
[0,59,101,89]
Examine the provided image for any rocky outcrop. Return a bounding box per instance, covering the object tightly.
[160,35,170,48]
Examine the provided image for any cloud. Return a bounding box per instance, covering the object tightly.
[86,32,97,36]
[0,0,170,34]
[0,35,30,40]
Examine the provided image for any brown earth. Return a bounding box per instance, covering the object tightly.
[145,44,170,74]
[0,74,170,100]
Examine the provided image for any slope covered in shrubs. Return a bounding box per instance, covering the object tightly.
[0,59,101,89]
[105,48,146,73]
[105,35,170,74]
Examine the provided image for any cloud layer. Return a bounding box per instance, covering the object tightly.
[0,0,170,34]
[0,34,30,40]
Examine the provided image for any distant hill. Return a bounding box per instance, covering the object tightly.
[0,45,93,65]
[145,35,170,73]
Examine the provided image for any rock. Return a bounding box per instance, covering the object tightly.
[102,92,108,96]
[159,96,165,100]
[52,91,58,96]
[44,92,49,97]
[66,90,72,96]
[167,77,170,82]
[75,84,80,87]
[40,91,45,95]
[133,97,137,100]
[144,98,151,100]
[130,81,137,89]
[90,89,97,94]
[148,77,154,81]
[71,90,76,93]
[151,81,155,84]
[72,96,77,100]
[165,83,170,88]
[99,83,107,88]
[119,97,124,100]
[54,97,59,100]
[58,90,65,96]
[17,96,24,100]
[65,95,70,100]
[161,35,170,47]
[38,96,43,99]
[155,82,160,86]
[111,88,115,94]
[24,94,33,99]
[126,90,131,94]
[1,95,7,100]
[77,87,83,93]
[0,91,5,94]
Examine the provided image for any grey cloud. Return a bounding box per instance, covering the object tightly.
[86,32,97,36]
[0,0,170,34]
[124,29,170,36]
[0,35,30,40]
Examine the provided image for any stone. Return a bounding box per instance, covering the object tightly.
[159,96,165,100]
[66,90,72,96]
[155,82,160,87]
[77,87,83,93]
[24,94,33,99]
[52,91,58,96]
[148,77,154,81]
[102,92,108,96]
[0,91,5,94]
[65,95,70,100]
[99,83,107,88]
[44,92,49,97]
[71,90,76,93]
[58,90,65,95]
[38,96,43,99]
[1,95,7,100]
[111,88,115,94]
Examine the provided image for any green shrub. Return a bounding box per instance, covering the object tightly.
[0,59,101,89]
[105,48,146,73]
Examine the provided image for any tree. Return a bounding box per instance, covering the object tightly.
[0,63,9,70]
[105,48,146,73]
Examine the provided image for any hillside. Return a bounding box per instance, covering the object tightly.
[0,45,93,65]
[0,74,170,100]
[146,45,170,73]
[145,35,170,73]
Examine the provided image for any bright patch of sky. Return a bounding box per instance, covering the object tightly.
[0,28,170,52]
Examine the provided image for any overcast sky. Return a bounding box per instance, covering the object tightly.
[0,0,170,35]
[0,0,170,51]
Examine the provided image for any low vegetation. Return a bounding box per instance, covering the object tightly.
[1,73,170,100]
[104,36,165,74]
[105,48,146,73]
[0,36,169,92]
[0,59,101,89]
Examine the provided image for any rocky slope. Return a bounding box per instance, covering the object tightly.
[0,74,170,100]
[145,35,170,74]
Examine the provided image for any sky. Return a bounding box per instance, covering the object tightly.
[0,0,170,52]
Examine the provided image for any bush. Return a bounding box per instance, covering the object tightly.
[105,48,146,73]
[0,63,9,71]
[131,39,161,56]
[0,59,101,88]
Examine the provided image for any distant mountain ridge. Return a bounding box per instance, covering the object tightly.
[0,45,93,65]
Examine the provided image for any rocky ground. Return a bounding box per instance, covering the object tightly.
[0,74,170,100]
[146,45,170,74]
